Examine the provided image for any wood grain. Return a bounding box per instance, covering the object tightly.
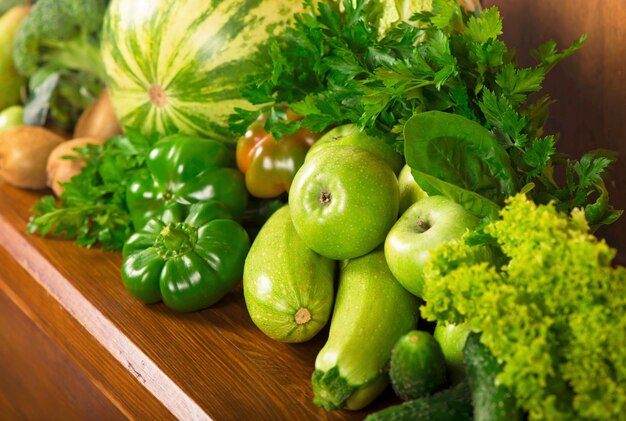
[0,271,126,420]
[483,0,626,258]
[0,181,385,420]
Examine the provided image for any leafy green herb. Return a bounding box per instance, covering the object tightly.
[403,111,518,216]
[28,128,158,250]
[232,0,619,227]
[421,194,626,421]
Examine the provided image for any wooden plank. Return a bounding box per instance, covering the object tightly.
[0,181,381,419]
[0,240,184,420]
[0,275,126,420]
[484,0,626,258]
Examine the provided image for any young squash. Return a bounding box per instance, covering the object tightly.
[243,205,335,343]
[312,248,420,410]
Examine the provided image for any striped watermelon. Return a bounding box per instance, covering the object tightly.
[101,0,304,141]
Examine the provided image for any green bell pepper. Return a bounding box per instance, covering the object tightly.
[121,201,250,312]
[126,133,248,230]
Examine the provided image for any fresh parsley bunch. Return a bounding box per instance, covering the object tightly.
[28,129,158,250]
[232,0,620,227]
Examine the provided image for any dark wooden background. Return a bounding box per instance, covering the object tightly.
[484,0,626,259]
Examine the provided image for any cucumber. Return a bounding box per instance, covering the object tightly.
[243,206,335,343]
[390,330,446,400]
[365,382,473,421]
[312,248,420,410]
[463,332,523,421]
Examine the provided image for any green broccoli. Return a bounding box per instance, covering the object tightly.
[12,0,109,131]
[421,194,626,420]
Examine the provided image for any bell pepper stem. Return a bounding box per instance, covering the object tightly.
[155,223,197,259]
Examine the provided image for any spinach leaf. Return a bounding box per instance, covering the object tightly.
[411,168,500,220]
[404,111,518,214]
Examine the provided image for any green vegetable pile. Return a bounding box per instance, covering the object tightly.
[421,194,626,420]
[233,0,619,227]
[9,0,626,418]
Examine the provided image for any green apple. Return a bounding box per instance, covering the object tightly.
[306,124,404,174]
[0,105,23,132]
[398,165,428,215]
[434,322,471,385]
[384,195,479,297]
[289,145,399,260]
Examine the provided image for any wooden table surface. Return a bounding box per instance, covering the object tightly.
[0,182,392,420]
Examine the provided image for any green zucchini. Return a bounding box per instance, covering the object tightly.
[390,330,446,400]
[365,382,473,421]
[312,248,420,410]
[463,332,523,421]
[243,206,335,343]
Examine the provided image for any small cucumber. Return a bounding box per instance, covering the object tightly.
[390,330,446,400]
[365,382,473,421]
[463,332,523,421]
[312,248,420,410]
[243,206,335,342]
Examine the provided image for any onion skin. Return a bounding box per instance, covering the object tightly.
[0,126,65,189]
[73,88,123,140]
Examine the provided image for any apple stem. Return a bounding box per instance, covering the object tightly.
[416,218,431,232]
[319,191,332,205]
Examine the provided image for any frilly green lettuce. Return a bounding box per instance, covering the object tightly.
[378,0,432,33]
[422,194,626,420]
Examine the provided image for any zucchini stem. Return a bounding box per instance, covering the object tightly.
[295,307,311,325]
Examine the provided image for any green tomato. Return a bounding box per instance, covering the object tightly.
[289,146,399,260]
[384,195,480,298]
[306,124,404,174]
[398,165,428,215]
[0,105,23,132]
[433,322,471,385]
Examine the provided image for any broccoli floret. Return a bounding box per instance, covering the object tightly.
[422,194,626,420]
[12,0,109,131]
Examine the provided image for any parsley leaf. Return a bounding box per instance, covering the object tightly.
[479,89,528,147]
[531,34,588,71]
[430,0,460,29]
[495,63,545,105]
[464,7,502,44]
[28,128,158,250]
[522,135,556,178]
